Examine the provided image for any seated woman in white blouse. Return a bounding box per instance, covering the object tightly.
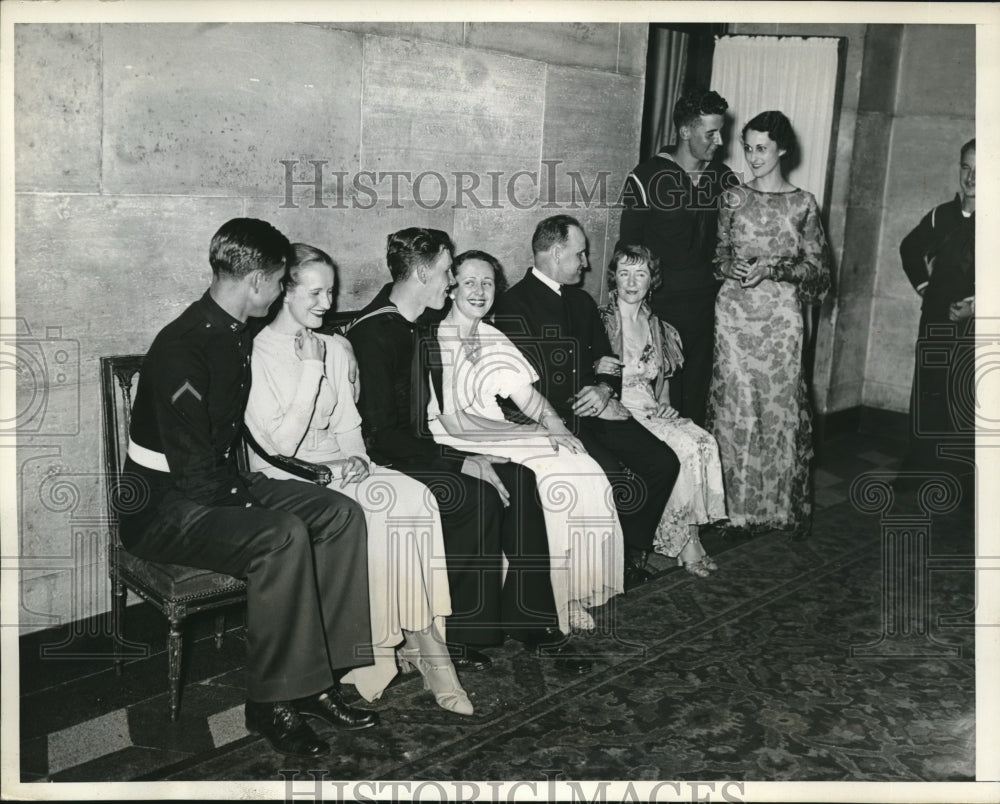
[244,243,472,716]
[425,250,624,634]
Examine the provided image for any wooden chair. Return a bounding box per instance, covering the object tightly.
[100,354,331,720]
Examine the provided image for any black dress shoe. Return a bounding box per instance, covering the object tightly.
[508,626,564,649]
[510,630,591,674]
[294,684,380,730]
[623,563,653,590]
[446,643,493,671]
[245,700,329,759]
[540,642,592,675]
[624,548,653,591]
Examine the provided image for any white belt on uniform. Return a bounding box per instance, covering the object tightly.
[127,439,170,472]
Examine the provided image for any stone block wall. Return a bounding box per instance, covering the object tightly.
[865,25,975,412]
[12,21,646,633]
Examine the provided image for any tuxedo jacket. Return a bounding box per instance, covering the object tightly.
[492,269,621,419]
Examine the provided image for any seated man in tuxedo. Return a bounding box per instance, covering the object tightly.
[492,215,680,588]
[346,227,590,674]
[118,218,377,760]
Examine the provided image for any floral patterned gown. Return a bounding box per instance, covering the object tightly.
[617,315,728,556]
[706,186,831,531]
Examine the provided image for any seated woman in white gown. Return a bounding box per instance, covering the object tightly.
[244,243,472,716]
[425,250,624,633]
[599,244,727,577]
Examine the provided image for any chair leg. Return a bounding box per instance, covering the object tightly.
[214,613,225,650]
[168,618,183,721]
[112,577,127,676]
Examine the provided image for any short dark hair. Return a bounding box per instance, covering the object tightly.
[209,218,290,279]
[673,88,729,131]
[386,228,455,282]
[742,110,797,159]
[961,138,976,160]
[532,215,583,256]
[453,249,509,295]
[287,243,336,291]
[607,244,662,294]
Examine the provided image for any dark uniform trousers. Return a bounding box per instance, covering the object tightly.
[652,289,718,429]
[571,415,679,554]
[391,460,557,647]
[121,465,371,703]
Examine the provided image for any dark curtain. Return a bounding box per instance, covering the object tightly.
[639,24,726,161]
[640,28,689,159]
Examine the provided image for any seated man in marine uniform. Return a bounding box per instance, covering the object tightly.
[118,217,378,759]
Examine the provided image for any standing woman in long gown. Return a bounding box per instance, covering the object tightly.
[245,244,473,716]
[706,111,831,539]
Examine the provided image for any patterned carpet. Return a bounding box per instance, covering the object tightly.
[18,436,977,784]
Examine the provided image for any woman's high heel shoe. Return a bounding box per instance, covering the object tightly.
[397,648,474,716]
[681,559,712,578]
[700,555,719,572]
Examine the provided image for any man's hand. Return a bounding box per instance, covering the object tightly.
[332,333,360,391]
[461,454,511,507]
[948,296,974,322]
[597,398,631,420]
[593,355,623,376]
[571,384,613,417]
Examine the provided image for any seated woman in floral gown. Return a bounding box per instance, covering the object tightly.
[599,244,727,577]
[425,250,624,633]
[244,243,472,716]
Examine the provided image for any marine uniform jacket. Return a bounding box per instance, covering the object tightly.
[126,291,261,517]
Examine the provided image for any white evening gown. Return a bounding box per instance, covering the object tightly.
[426,322,624,633]
[246,326,452,701]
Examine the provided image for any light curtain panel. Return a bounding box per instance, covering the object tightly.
[711,35,840,204]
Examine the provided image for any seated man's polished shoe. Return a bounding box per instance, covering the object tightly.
[509,626,564,649]
[540,641,593,675]
[245,700,329,759]
[294,683,380,730]
[446,642,493,671]
[510,629,591,674]
[623,548,653,591]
